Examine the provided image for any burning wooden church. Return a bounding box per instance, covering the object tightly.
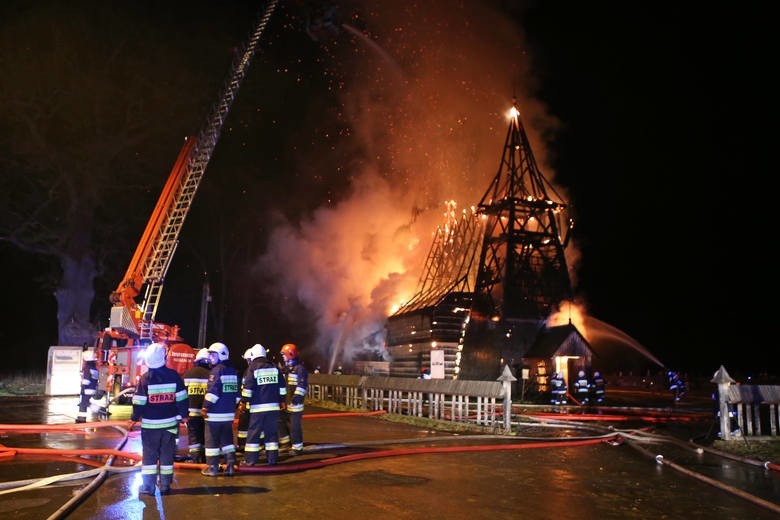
[385,102,588,381]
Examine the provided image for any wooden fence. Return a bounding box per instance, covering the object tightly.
[723,385,780,439]
[307,373,512,431]
[711,366,780,440]
[309,368,780,440]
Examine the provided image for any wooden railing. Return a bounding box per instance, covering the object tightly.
[724,385,780,439]
[712,366,780,440]
[307,372,514,431]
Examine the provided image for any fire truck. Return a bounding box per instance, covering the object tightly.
[91,1,279,416]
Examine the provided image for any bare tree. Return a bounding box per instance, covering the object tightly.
[0,3,233,345]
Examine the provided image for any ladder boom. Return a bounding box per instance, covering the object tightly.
[109,0,279,342]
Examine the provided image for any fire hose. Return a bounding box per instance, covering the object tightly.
[0,411,778,516]
[521,413,780,514]
[628,437,780,515]
[0,420,137,520]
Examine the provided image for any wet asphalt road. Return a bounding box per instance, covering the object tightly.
[0,395,778,520]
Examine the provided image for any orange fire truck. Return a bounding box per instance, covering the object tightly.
[91,1,279,415]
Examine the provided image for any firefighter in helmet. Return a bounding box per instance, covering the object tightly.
[591,371,607,404]
[76,347,99,423]
[549,372,567,405]
[201,342,239,477]
[574,370,591,405]
[240,343,286,466]
[182,348,211,463]
[131,343,188,495]
[667,370,686,402]
[235,346,256,455]
[279,343,308,456]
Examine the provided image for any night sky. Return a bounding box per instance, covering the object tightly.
[0,1,772,379]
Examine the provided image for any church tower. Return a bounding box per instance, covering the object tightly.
[459,102,574,379]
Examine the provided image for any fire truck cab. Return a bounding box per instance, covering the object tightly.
[92,326,194,414]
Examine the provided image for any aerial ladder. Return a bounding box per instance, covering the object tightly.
[92,1,279,411]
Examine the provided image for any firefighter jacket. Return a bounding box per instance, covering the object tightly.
[131,366,188,430]
[81,361,99,396]
[183,361,211,418]
[550,375,567,396]
[574,375,591,397]
[283,361,308,413]
[592,375,606,398]
[203,361,239,423]
[241,357,286,413]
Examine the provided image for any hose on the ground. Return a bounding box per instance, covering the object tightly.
[44,422,134,520]
[626,437,780,515]
[0,410,777,518]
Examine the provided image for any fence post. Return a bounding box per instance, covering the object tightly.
[711,365,735,441]
[498,364,517,433]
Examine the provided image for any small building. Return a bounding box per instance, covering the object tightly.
[522,323,593,394]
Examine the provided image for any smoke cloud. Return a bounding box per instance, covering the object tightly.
[256,1,567,370]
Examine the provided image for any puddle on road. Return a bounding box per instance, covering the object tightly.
[0,497,51,513]
[351,470,430,486]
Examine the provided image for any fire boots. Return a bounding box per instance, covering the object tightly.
[266,448,278,466]
[139,475,156,496]
[201,459,220,477]
[224,453,236,477]
[159,474,173,495]
[187,448,205,464]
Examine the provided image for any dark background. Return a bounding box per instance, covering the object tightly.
[519,3,771,379]
[1,1,772,379]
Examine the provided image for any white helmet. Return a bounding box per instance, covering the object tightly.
[578,370,585,378]
[244,343,266,361]
[208,342,229,362]
[144,343,167,369]
[82,349,96,362]
[195,348,210,362]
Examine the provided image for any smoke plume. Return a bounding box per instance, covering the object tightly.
[257,1,566,370]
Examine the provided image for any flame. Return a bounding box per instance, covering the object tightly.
[389,295,414,315]
[548,300,589,340]
[252,0,565,370]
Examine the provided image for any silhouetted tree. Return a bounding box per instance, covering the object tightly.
[0,2,245,345]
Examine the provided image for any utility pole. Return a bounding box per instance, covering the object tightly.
[197,275,211,348]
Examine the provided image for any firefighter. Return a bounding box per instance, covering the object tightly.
[235,346,256,455]
[240,343,286,466]
[130,343,188,496]
[280,343,308,456]
[201,342,240,477]
[667,370,686,402]
[573,370,591,405]
[182,348,211,463]
[76,347,99,423]
[591,371,607,404]
[549,372,567,405]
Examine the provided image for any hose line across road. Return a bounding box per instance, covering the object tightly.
[0,398,778,519]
